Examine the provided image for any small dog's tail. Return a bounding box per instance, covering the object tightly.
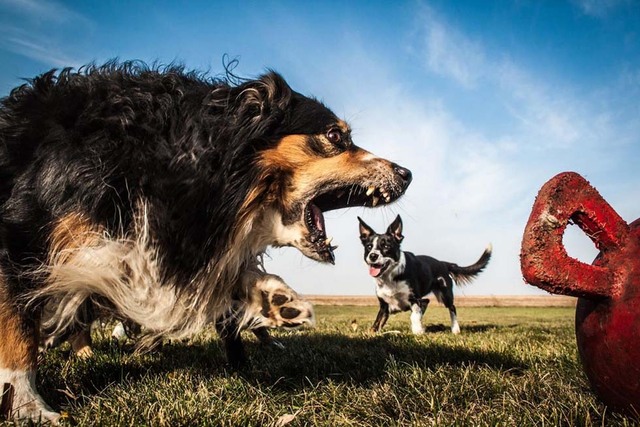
[447,244,492,286]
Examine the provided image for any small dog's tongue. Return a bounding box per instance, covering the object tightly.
[369,265,383,277]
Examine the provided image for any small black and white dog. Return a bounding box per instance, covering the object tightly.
[358,215,491,335]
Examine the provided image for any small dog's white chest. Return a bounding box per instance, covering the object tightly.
[375,279,412,313]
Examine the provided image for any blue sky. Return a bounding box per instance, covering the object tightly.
[1,0,639,296]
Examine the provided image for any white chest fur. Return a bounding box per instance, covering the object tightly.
[373,252,413,313]
[375,279,413,313]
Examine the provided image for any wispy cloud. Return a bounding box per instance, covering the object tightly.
[1,31,83,68]
[0,0,91,25]
[416,7,618,151]
[495,60,586,147]
[0,0,90,68]
[571,0,632,18]
[420,6,485,88]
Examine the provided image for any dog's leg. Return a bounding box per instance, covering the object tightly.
[439,277,460,334]
[371,299,390,332]
[0,289,60,423]
[215,316,247,370]
[449,306,460,334]
[409,302,425,335]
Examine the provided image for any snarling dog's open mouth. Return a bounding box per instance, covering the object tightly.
[305,173,411,263]
[257,124,411,264]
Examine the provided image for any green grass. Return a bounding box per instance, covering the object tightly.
[4,306,639,426]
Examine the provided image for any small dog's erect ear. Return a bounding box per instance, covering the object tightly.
[387,215,404,243]
[358,217,375,241]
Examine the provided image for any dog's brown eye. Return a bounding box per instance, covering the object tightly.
[326,128,342,144]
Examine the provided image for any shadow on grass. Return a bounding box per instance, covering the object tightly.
[423,323,499,333]
[38,328,528,410]
[246,332,528,390]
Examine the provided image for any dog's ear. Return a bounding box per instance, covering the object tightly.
[387,215,404,243]
[358,217,375,241]
[209,71,293,136]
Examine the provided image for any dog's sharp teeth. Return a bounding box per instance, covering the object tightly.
[366,186,375,196]
[324,237,333,245]
[372,196,380,207]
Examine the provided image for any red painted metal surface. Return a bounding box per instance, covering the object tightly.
[521,172,640,415]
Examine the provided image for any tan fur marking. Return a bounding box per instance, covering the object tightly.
[0,283,36,371]
[258,135,393,207]
[336,119,350,133]
[49,213,102,264]
[260,134,380,174]
[245,132,372,217]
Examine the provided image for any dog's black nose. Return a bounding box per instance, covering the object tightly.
[368,253,379,262]
[393,164,412,188]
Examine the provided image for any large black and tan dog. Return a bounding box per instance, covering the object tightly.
[358,215,490,335]
[0,62,411,422]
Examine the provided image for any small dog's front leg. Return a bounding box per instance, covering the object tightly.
[371,300,390,332]
[409,302,425,335]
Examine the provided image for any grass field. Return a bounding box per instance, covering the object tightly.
[3,304,638,426]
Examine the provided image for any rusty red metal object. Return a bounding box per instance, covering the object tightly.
[521,171,640,415]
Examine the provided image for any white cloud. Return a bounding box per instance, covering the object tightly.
[420,6,485,88]
[495,61,585,147]
[0,0,90,68]
[0,0,91,25]
[415,7,603,151]
[571,0,631,18]
[2,33,82,68]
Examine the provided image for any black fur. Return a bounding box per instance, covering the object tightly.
[0,61,339,288]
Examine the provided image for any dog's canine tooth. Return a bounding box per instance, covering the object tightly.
[372,196,380,206]
[324,237,333,245]
[366,186,375,196]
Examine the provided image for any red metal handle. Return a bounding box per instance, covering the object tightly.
[521,172,628,299]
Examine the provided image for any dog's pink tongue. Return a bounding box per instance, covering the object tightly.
[369,265,382,277]
[310,203,325,233]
